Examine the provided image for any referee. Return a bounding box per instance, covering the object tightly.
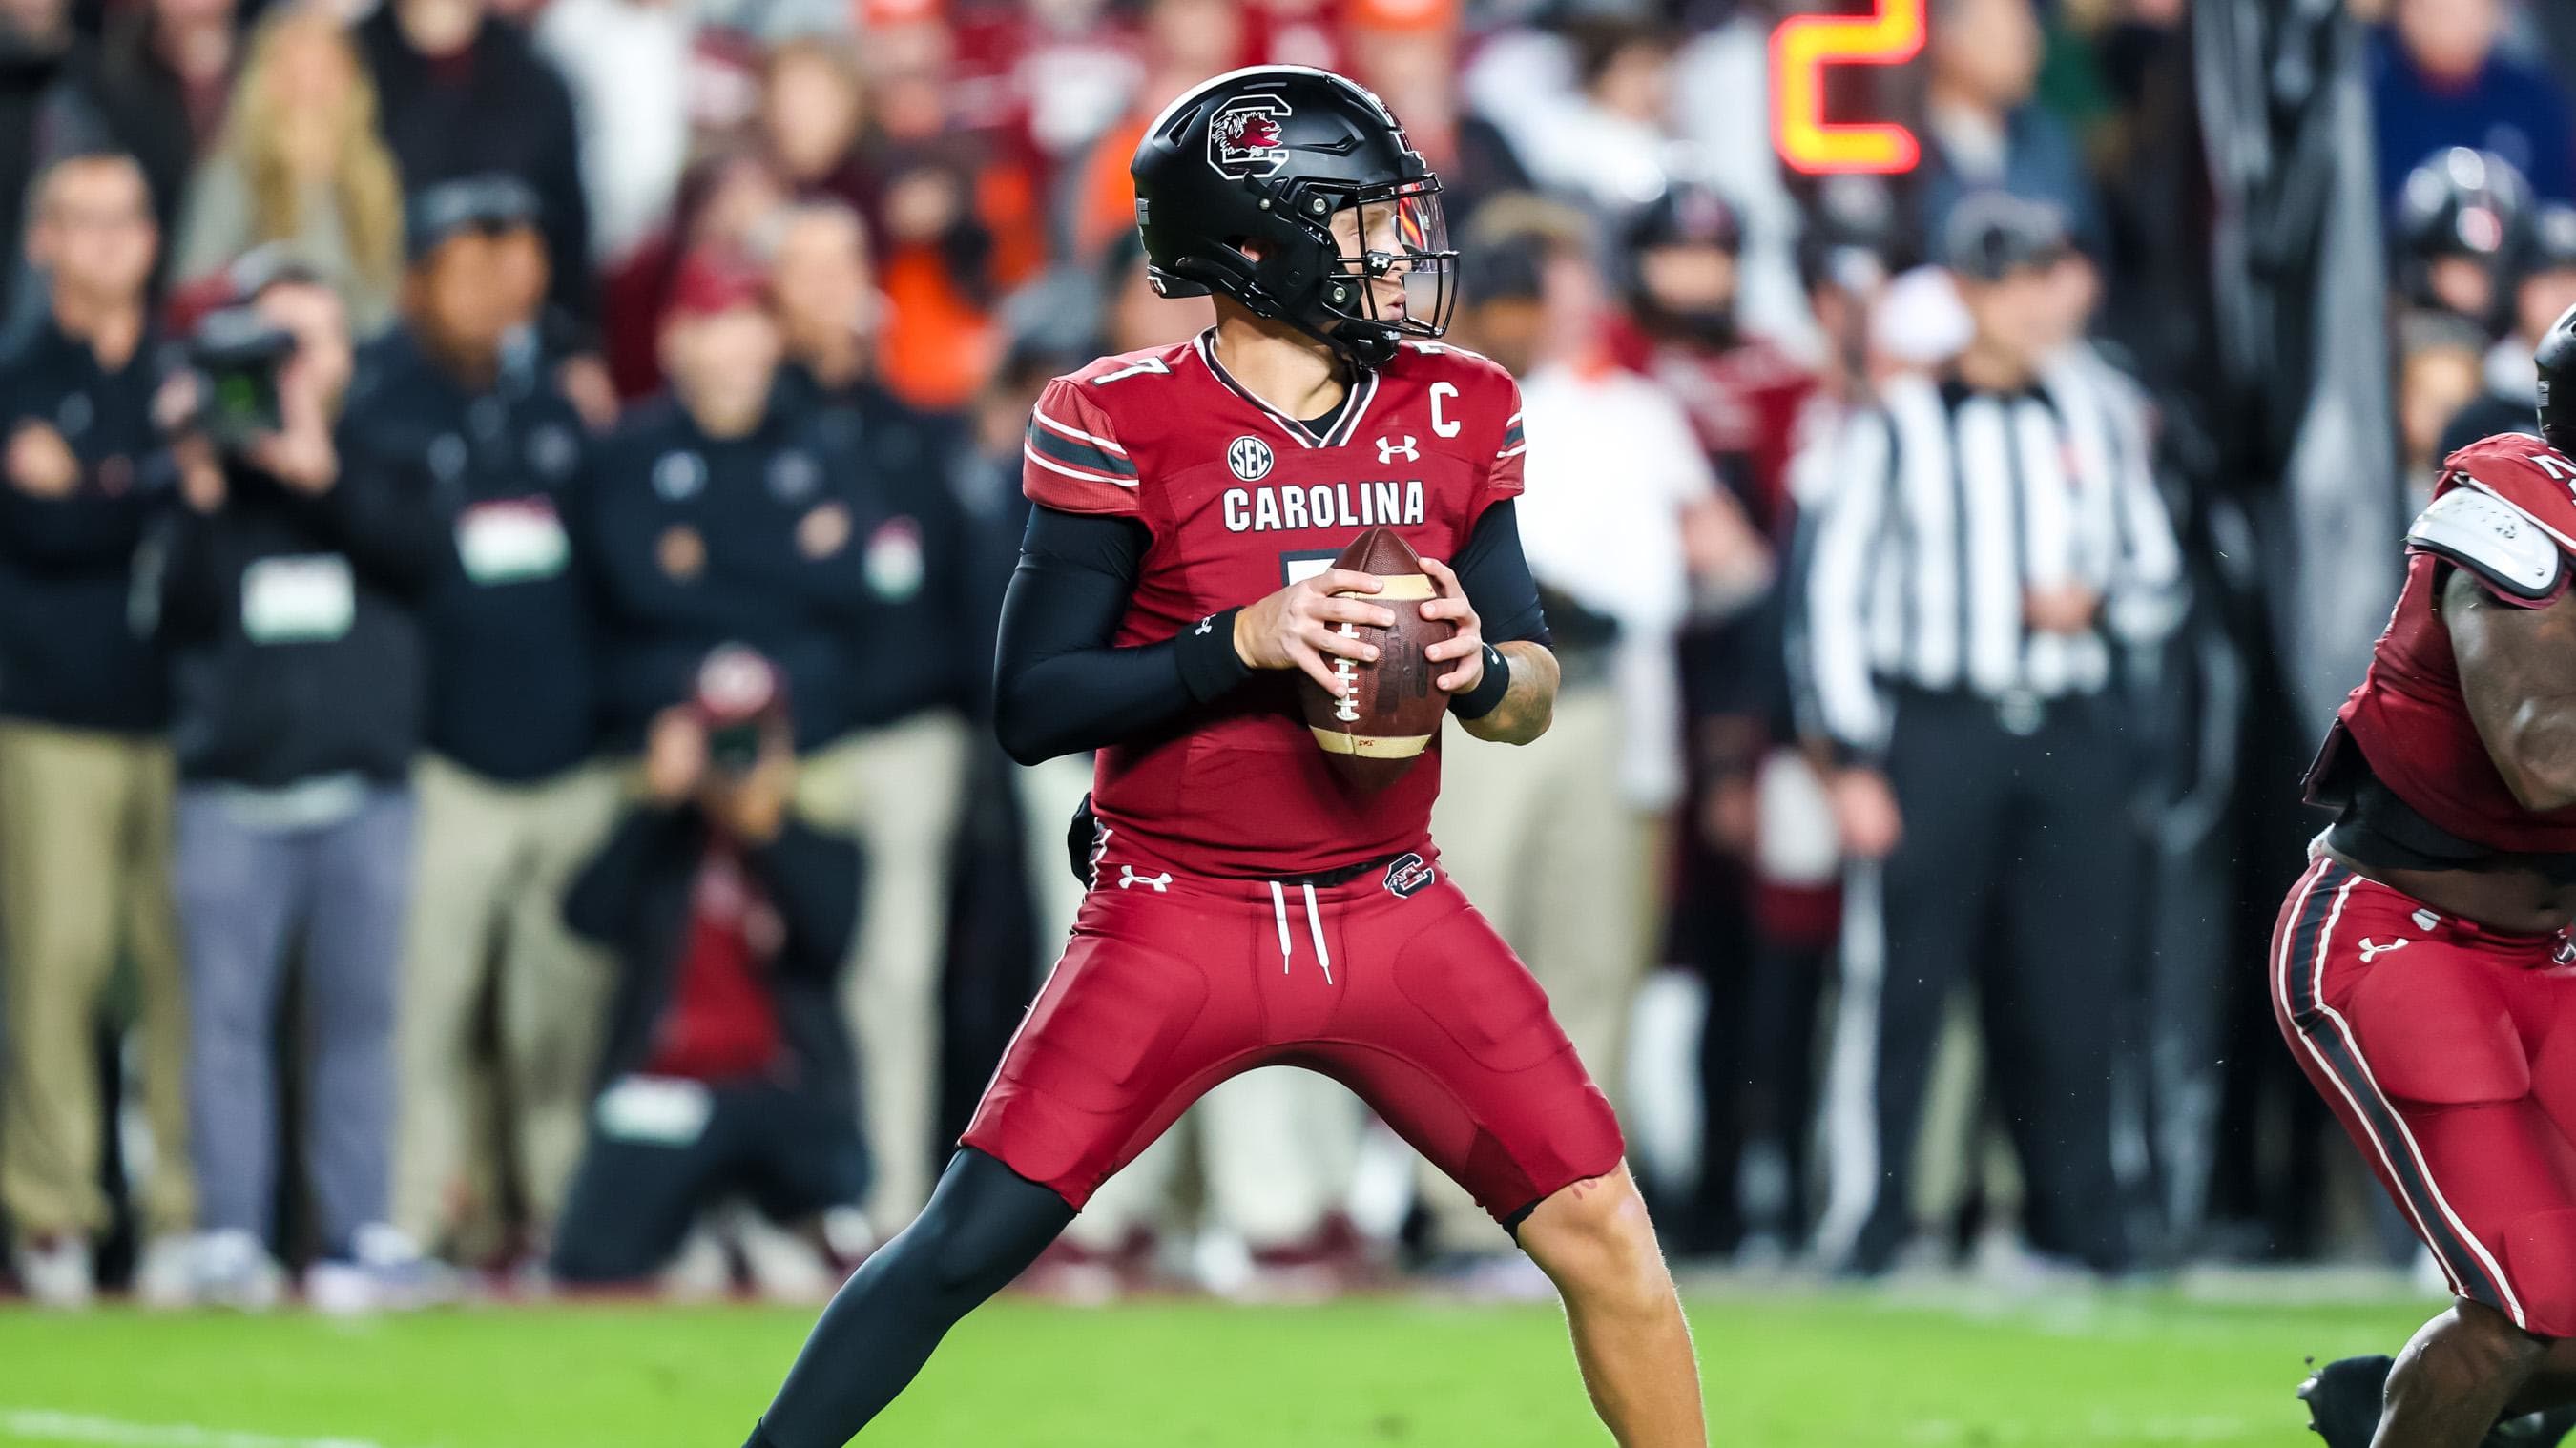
[1796,194,2184,1277]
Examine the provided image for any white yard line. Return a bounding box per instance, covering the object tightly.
[0,1408,393,1448]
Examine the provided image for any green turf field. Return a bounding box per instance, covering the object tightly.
[0,1287,2439,1447]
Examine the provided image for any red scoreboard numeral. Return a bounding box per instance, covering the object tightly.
[1771,0,1926,176]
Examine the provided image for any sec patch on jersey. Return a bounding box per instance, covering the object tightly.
[1298,527,1454,790]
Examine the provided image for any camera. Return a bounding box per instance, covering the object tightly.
[181,304,298,450]
[689,645,789,782]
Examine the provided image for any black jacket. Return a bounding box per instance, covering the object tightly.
[562,803,861,1106]
[0,320,175,732]
[344,329,600,782]
[775,365,977,727]
[586,392,885,750]
[356,9,594,333]
[155,434,446,787]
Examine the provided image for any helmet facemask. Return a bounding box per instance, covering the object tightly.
[1305,178,1456,366]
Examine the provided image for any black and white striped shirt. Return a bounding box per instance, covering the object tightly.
[1797,357,2185,760]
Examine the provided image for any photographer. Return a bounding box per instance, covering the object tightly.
[551,646,864,1289]
[0,149,192,1308]
[356,176,618,1264]
[154,250,447,1311]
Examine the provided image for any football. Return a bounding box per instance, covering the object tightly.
[1298,527,1454,790]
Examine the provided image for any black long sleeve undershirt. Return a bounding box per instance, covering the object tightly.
[991,499,1548,766]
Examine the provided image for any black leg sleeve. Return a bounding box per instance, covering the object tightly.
[746,1148,1075,1448]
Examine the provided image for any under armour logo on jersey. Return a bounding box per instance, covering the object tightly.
[1117,866,1172,893]
[2358,938,2411,963]
[1196,616,1215,636]
[1375,434,1420,464]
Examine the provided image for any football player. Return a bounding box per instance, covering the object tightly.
[2289,303,2576,1448]
[739,66,1706,1447]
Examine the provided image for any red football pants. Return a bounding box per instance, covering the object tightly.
[963,854,1626,1226]
[2275,856,2576,1337]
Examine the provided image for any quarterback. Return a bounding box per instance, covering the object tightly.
[739,67,1707,1447]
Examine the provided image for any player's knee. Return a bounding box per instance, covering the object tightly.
[2402,1298,2549,1391]
[1522,1171,1662,1296]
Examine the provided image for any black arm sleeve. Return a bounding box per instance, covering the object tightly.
[1454,500,1549,646]
[991,506,1252,766]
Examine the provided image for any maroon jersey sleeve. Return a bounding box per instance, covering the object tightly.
[1023,377,1144,518]
[1485,379,1528,507]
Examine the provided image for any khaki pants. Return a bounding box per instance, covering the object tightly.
[796,711,969,1229]
[1015,753,1096,949]
[1418,685,1655,1250]
[0,722,192,1239]
[391,756,620,1247]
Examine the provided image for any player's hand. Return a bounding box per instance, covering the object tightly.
[2024,584,2100,635]
[1233,569,1394,697]
[1830,767,1902,859]
[1418,557,1485,694]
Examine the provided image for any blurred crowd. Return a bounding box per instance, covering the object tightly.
[0,0,2560,1313]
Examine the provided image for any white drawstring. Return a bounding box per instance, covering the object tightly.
[1267,879,1334,983]
[1269,880,1295,974]
[1301,882,1333,984]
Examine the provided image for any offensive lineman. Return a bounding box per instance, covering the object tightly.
[2291,303,2576,1448]
[739,68,1707,1447]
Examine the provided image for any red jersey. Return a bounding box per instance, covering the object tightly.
[2326,433,2576,855]
[1606,320,1814,536]
[646,845,784,1082]
[1022,330,1527,879]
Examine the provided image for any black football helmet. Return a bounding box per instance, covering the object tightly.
[2395,147,2535,327]
[1131,66,1457,369]
[2533,300,2576,451]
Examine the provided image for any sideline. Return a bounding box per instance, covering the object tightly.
[0,1408,394,1448]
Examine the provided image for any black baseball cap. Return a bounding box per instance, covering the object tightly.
[405,175,541,263]
[1940,192,2070,282]
[1625,179,1743,256]
[1460,233,1548,307]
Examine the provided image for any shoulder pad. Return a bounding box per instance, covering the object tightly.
[2410,486,2568,603]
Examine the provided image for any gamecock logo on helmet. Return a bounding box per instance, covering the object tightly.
[1208,97,1294,179]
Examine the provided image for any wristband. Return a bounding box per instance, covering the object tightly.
[1448,643,1511,719]
[1174,607,1254,702]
